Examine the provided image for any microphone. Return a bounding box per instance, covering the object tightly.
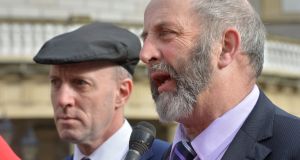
[124,121,156,160]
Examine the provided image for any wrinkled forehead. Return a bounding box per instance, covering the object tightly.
[144,0,197,30]
[145,0,194,15]
[49,61,117,75]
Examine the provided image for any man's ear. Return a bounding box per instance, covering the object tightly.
[218,28,241,69]
[115,78,133,109]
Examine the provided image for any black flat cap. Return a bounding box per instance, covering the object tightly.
[33,22,141,75]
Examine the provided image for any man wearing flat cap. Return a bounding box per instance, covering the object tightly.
[34,22,169,160]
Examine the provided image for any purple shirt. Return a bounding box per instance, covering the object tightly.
[170,85,259,160]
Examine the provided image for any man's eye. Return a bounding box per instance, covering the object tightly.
[159,30,177,40]
[50,79,58,86]
[74,79,88,86]
[159,31,170,36]
[50,79,56,85]
[49,79,61,89]
[73,79,92,91]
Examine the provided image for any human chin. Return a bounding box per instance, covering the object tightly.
[57,127,84,143]
[55,120,82,142]
[153,79,197,122]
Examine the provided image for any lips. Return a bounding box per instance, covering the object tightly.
[150,71,176,93]
[59,117,74,120]
[56,115,79,123]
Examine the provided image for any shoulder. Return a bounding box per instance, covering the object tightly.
[258,91,300,142]
[272,106,300,141]
[265,105,300,158]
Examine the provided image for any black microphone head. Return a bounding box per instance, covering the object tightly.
[129,121,156,156]
[134,121,156,137]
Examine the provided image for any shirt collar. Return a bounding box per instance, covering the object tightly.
[74,120,132,160]
[172,85,259,160]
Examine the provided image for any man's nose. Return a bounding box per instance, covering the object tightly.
[53,85,75,109]
[140,38,161,65]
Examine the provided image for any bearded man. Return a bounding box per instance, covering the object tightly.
[140,0,300,159]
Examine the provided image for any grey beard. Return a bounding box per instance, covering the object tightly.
[149,44,213,122]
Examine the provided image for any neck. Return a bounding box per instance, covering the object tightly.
[179,80,256,140]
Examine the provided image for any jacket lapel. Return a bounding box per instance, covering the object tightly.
[222,91,274,160]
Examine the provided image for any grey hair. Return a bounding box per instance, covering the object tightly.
[114,66,133,82]
[191,0,265,77]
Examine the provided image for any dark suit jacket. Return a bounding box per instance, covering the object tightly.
[221,91,300,160]
[65,139,170,160]
[163,91,300,160]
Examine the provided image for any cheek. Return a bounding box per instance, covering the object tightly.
[161,43,191,69]
[50,91,56,104]
[51,94,59,113]
[160,43,180,65]
[90,98,115,132]
[90,90,115,116]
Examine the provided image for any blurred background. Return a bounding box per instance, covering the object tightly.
[0,0,299,159]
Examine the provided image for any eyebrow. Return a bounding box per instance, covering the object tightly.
[140,21,178,40]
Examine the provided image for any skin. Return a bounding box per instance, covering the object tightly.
[49,61,132,155]
[141,0,256,139]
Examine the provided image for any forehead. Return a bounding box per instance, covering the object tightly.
[49,61,116,76]
[144,0,196,25]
